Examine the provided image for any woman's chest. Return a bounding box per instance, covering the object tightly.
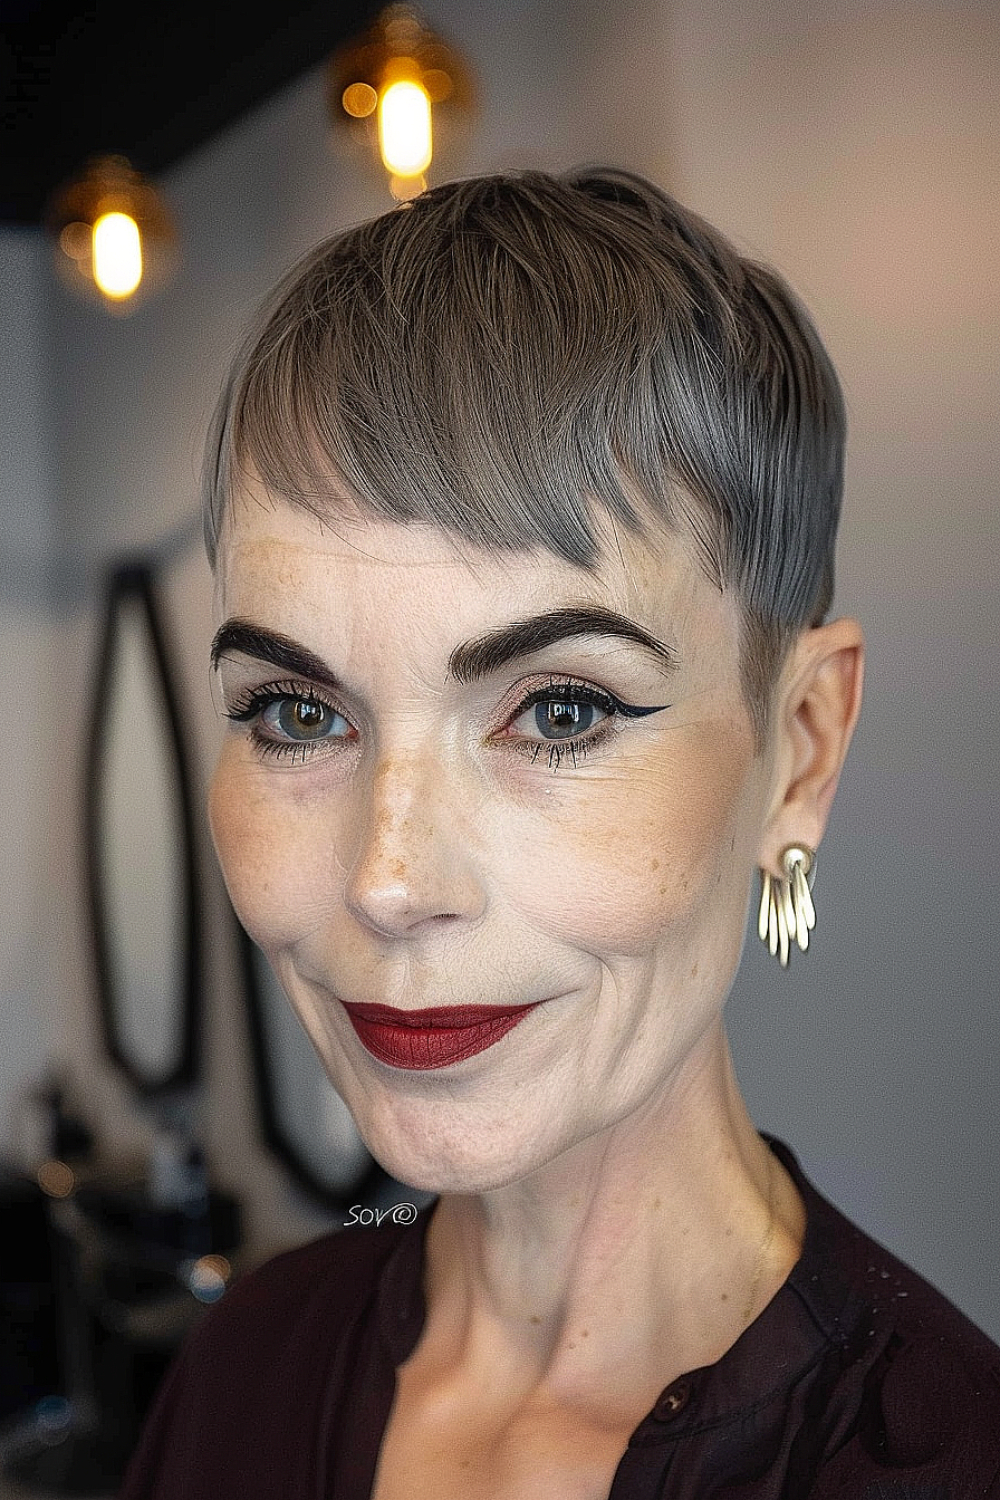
[369,1386,633,1500]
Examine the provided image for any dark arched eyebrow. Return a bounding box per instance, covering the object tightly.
[210,605,677,687]
[446,606,678,684]
[210,621,345,691]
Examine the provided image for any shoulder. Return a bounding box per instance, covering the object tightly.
[837,1217,1000,1475]
[119,1209,430,1499]
[214,1215,405,1316]
[778,1143,1000,1491]
[803,1168,1000,1376]
[185,1210,421,1364]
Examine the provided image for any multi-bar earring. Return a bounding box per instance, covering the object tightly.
[758,845,816,968]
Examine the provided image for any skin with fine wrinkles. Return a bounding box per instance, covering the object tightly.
[211,501,761,1185]
[209,488,864,1482]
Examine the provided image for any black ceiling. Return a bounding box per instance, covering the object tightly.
[1,0,383,224]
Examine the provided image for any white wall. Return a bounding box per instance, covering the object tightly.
[4,0,997,1330]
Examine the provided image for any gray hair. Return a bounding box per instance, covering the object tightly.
[204,168,845,744]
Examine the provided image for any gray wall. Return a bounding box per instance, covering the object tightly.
[0,231,64,1157]
[667,0,1000,1337]
[1,0,996,1330]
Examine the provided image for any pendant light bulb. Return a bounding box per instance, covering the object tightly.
[92,211,143,299]
[330,5,475,200]
[47,155,174,312]
[378,79,433,177]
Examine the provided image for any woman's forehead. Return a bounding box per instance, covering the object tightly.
[223,484,687,586]
[215,489,741,675]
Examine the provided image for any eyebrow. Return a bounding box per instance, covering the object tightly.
[210,621,346,694]
[446,606,678,684]
[210,605,677,688]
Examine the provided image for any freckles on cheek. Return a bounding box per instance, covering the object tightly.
[208,758,325,951]
[504,737,751,954]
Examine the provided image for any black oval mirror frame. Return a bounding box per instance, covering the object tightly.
[83,562,202,1096]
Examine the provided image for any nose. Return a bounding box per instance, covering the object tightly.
[342,751,486,938]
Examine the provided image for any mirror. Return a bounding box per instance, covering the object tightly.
[83,562,201,1094]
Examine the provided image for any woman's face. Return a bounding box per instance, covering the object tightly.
[209,489,774,1192]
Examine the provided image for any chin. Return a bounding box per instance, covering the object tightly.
[343,1087,562,1198]
[362,1138,528,1198]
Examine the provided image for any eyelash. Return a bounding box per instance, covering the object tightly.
[223,680,350,765]
[223,676,656,770]
[501,680,633,769]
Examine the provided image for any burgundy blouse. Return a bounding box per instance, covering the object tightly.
[119,1141,1000,1498]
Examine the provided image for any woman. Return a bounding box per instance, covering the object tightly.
[122,169,1000,1498]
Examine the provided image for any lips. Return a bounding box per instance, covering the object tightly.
[341,1001,539,1071]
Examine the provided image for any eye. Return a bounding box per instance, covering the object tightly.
[509,693,609,742]
[222,681,356,762]
[497,678,671,770]
[259,695,351,743]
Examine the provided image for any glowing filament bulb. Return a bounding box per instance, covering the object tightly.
[378,79,432,176]
[92,211,143,299]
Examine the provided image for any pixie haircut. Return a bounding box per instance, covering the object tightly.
[204,168,845,744]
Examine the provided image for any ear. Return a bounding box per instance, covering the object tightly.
[758,617,865,873]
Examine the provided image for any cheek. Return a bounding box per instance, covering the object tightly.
[208,748,330,951]
[496,727,757,956]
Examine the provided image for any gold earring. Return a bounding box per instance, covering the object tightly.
[758,845,816,968]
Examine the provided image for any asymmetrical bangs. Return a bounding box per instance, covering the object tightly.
[204,169,845,742]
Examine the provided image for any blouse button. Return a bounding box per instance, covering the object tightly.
[652,1381,691,1420]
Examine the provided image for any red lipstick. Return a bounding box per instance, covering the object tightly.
[341,1002,538,1070]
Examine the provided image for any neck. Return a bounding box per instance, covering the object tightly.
[420,1025,805,1420]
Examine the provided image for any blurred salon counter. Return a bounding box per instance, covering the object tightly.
[0,1160,241,1497]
